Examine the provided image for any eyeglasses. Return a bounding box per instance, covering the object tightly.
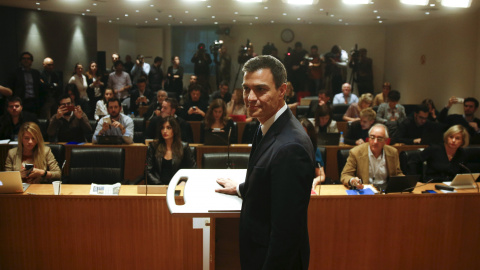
[369,135,385,142]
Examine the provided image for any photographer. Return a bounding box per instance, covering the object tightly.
[213,44,231,85]
[131,54,150,84]
[183,84,208,121]
[284,42,308,93]
[191,43,212,92]
[324,45,348,95]
[307,45,323,95]
[348,48,373,95]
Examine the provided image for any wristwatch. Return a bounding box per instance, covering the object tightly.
[43,170,48,178]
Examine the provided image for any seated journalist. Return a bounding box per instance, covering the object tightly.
[92,97,134,144]
[341,123,403,189]
[200,99,237,144]
[420,125,469,183]
[146,116,196,185]
[5,122,61,183]
[344,108,377,145]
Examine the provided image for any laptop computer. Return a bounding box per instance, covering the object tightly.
[375,175,421,194]
[447,173,480,189]
[0,171,28,194]
[204,130,229,146]
[317,133,341,146]
[96,135,124,145]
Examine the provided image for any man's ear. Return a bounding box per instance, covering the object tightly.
[278,83,287,99]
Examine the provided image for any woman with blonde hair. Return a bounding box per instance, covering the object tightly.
[5,122,61,183]
[343,93,373,122]
[201,99,237,144]
[420,125,469,183]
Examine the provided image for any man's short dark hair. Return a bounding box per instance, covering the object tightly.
[154,56,163,63]
[164,98,178,112]
[58,93,71,105]
[311,45,318,50]
[189,84,203,94]
[387,90,401,102]
[464,97,479,108]
[6,96,23,106]
[415,104,429,114]
[108,97,121,108]
[220,80,229,87]
[137,77,147,84]
[20,52,33,61]
[242,55,287,89]
[114,60,124,68]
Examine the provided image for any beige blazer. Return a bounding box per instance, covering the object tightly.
[341,143,403,187]
[5,146,61,183]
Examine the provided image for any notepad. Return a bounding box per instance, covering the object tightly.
[346,187,376,195]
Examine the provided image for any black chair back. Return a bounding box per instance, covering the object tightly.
[38,119,49,141]
[399,150,424,177]
[203,152,250,169]
[46,144,65,166]
[337,149,351,178]
[68,148,125,184]
[132,117,145,143]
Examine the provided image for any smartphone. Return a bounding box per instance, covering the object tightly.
[103,117,112,124]
[456,98,464,104]
[25,164,34,175]
[192,106,197,110]
[66,105,75,112]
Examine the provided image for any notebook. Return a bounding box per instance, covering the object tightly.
[96,135,124,145]
[317,133,341,146]
[446,173,480,189]
[0,171,27,194]
[374,175,421,194]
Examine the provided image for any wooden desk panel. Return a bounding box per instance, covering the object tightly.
[0,185,201,270]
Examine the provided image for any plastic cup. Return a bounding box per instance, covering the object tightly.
[52,181,62,195]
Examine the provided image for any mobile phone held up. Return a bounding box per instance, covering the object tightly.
[25,164,34,175]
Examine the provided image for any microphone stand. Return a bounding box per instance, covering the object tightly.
[227,128,232,169]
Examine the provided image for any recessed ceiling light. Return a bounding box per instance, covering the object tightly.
[207,5,211,8]
[346,23,349,25]
[93,3,97,6]
[145,21,148,23]
[237,0,265,2]
[297,17,301,20]
[168,15,172,17]
[233,19,236,22]
[441,0,471,8]
[155,18,159,20]
[429,3,435,6]
[319,8,324,11]
[234,11,239,14]
[150,4,154,7]
[136,10,140,13]
[376,16,380,19]
[214,22,218,24]
[82,13,85,16]
[400,0,428,6]
[194,18,197,21]
[36,2,40,5]
[116,18,120,20]
[379,20,383,23]
[425,11,430,15]
[109,20,112,23]
[283,13,287,15]
[373,10,378,13]
[37,8,41,10]
[283,0,316,5]
[185,11,189,13]
[339,19,343,22]
[86,9,90,12]
[212,15,215,18]
[264,6,268,9]
[125,14,128,17]
[342,0,370,4]
[255,17,258,19]
[180,21,183,24]
[330,14,334,17]
[249,22,253,25]
[271,20,275,23]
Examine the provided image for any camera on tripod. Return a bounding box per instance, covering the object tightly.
[238,39,253,64]
[210,40,224,55]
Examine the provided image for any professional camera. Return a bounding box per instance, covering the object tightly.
[210,40,224,55]
[238,39,252,64]
[350,44,359,60]
[262,42,277,56]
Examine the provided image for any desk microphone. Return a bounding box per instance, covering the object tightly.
[459,163,479,193]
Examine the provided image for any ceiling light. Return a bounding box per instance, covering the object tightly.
[109,20,112,23]
[136,10,140,12]
[207,5,211,8]
[271,20,274,23]
[379,20,383,23]
[283,0,317,5]
[343,0,370,4]
[373,10,378,13]
[283,13,287,15]
[425,11,430,15]
[212,15,215,18]
[297,17,301,20]
[36,2,40,5]
[441,0,471,8]
[150,4,154,7]
[255,16,258,19]
[234,11,239,14]
[37,8,41,10]
[319,8,324,11]
[429,3,435,6]
[264,6,268,9]
[125,14,129,17]
[214,22,218,24]
[376,16,380,19]
[233,19,236,22]
[93,3,97,6]
[194,18,197,21]
[400,0,428,6]
[86,9,90,12]
[155,18,159,20]
[236,0,265,2]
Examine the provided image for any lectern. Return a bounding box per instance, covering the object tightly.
[166,169,246,270]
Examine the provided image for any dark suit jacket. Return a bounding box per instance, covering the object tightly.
[238,108,315,270]
[9,67,42,102]
[130,87,154,116]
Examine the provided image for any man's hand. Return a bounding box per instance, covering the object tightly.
[56,105,67,119]
[447,96,457,108]
[350,177,364,190]
[413,138,422,144]
[111,120,126,134]
[73,105,83,119]
[312,175,325,190]
[469,122,479,131]
[154,109,161,116]
[101,122,110,132]
[215,178,238,195]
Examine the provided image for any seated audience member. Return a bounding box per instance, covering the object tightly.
[299,118,326,189]
[5,122,61,183]
[333,83,358,105]
[145,98,194,143]
[421,98,439,122]
[372,82,391,106]
[95,88,114,121]
[146,116,196,185]
[226,88,250,121]
[344,108,377,146]
[394,105,443,145]
[343,93,373,122]
[420,125,469,183]
[180,75,198,104]
[438,96,480,143]
[200,99,237,144]
[47,94,92,142]
[314,105,338,134]
[284,82,298,111]
[66,83,91,119]
[308,89,331,118]
[341,124,403,189]
[376,90,406,124]
[68,63,88,101]
[183,84,208,121]
[93,98,134,144]
[130,77,154,116]
[210,81,231,103]
[0,96,39,140]
[144,90,168,121]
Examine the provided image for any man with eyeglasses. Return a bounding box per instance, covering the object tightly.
[394,105,443,145]
[341,123,403,189]
[47,94,92,142]
[0,96,38,140]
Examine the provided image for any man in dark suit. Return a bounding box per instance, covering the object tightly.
[9,52,42,115]
[216,55,315,269]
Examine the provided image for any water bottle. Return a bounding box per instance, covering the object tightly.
[339,132,345,146]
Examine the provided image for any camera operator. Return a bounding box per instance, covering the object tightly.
[131,54,150,84]
[324,45,348,96]
[284,42,308,93]
[213,44,231,86]
[307,45,323,95]
[191,43,212,93]
[348,48,373,95]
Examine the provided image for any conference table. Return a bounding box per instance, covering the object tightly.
[1,183,479,269]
